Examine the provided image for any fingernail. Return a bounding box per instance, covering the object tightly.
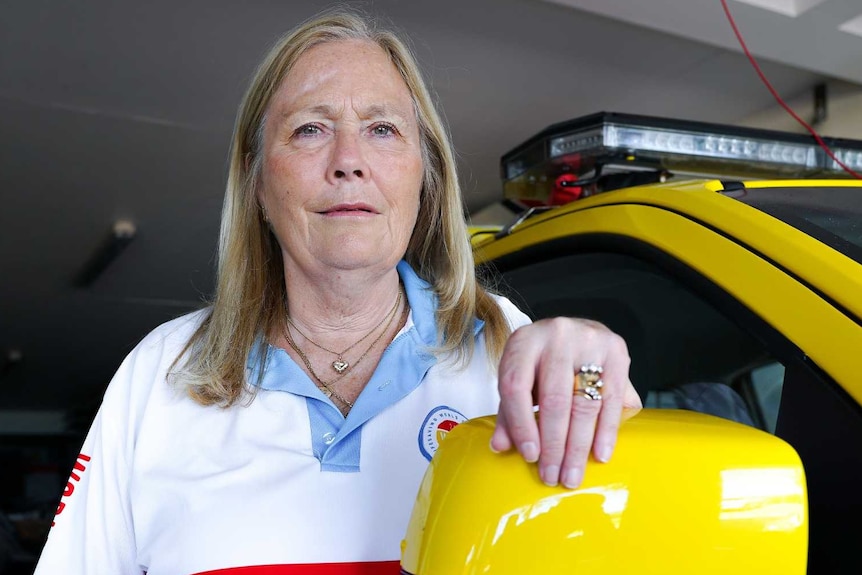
[562,468,583,489]
[596,443,613,463]
[520,441,539,463]
[541,465,559,486]
[489,439,500,454]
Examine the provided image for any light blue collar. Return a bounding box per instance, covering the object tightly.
[246,261,483,472]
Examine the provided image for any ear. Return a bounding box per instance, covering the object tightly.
[258,196,269,223]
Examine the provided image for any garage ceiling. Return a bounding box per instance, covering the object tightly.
[0,0,855,424]
[546,0,862,84]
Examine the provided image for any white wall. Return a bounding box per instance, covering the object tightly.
[738,80,862,140]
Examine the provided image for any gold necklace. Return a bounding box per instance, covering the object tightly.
[282,287,403,410]
[286,287,402,375]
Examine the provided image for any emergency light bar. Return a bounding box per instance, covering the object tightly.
[501,112,862,205]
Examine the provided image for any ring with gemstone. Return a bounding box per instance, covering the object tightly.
[574,364,604,400]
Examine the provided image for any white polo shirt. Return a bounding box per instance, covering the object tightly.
[35,262,530,575]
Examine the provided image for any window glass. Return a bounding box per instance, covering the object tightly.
[748,362,784,433]
[738,186,862,265]
[500,250,784,432]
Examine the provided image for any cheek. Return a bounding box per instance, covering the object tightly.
[261,153,308,206]
[397,154,424,210]
[260,154,282,198]
[264,152,295,186]
[401,171,423,241]
[396,176,422,235]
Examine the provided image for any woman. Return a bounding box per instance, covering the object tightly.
[36,10,639,574]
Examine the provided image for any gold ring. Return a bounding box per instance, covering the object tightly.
[574,364,603,400]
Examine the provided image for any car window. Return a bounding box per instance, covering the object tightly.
[739,185,862,265]
[496,250,784,431]
[746,361,784,433]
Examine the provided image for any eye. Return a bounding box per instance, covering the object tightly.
[370,123,398,137]
[294,124,323,137]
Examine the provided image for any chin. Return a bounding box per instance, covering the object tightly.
[316,250,400,274]
[313,235,405,271]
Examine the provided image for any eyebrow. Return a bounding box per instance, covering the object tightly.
[281,103,412,123]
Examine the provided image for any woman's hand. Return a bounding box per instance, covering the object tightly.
[491,318,642,488]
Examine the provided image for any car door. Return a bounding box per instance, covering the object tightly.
[479,198,862,573]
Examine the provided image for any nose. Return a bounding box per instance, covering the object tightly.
[329,130,368,182]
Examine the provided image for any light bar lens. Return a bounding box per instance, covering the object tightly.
[829,148,862,172]
[548,128,604,158]
[549,124,819,168]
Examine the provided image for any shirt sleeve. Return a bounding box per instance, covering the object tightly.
[34,351,143,574]
[492,293,533,332]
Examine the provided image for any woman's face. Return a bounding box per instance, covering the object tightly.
[258,39,424,278]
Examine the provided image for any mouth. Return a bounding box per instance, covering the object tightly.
[319,203,379,215]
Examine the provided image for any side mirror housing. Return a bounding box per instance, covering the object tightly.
[401,409,807,574]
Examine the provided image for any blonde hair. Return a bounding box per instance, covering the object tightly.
[175,9,511,406]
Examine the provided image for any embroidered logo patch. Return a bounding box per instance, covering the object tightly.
[419,405,467,461]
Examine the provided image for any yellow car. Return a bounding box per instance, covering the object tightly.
[402,113,862,574]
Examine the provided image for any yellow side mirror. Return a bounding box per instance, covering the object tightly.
[401,409,807,574]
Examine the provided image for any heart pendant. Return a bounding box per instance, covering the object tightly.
[332,360,349,373]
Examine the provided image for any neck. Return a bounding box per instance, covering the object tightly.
[282,263,404,341]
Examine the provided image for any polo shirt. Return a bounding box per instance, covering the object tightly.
[34,262,530,575]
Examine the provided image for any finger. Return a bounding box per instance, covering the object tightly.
[560,394,602,489]
[535,334,580,486]
[490,409,513,453]
[623,384,644,409]
[592,377,625,463]
[592,336,632,463]
[497,330,542,463]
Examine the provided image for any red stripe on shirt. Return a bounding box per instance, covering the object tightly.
[193,562,401,574]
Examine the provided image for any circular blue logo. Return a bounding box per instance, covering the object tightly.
[418,405,467,461]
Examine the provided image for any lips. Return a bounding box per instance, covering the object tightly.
[319,203,378,215]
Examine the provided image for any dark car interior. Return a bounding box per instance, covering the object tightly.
[491,248,777,428]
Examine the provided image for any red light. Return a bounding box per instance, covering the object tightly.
[549,173,583,205]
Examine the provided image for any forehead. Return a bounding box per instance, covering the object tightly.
[274,39,415,115]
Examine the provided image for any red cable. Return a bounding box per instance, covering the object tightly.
[720,0,862,178]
